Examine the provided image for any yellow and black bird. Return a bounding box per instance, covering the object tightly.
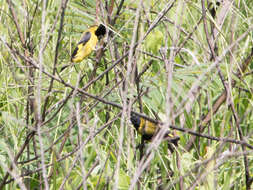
[71,24,106,63]
[130,113,180,152]
[61,24,106,71]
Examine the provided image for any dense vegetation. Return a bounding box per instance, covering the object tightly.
[0,0,252,189]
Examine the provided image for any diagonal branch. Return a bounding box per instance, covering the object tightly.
[186,47,253,150]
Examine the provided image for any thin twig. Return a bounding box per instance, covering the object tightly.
[42,0,69,121]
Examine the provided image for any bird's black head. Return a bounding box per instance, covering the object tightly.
[95,24,106,37]
[130,114,140,130]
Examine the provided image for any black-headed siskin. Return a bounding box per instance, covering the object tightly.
[61,24,106,71]
[71,24,106,63]
[130,114,179,151]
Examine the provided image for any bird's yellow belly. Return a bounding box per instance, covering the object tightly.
[72,36,98,63]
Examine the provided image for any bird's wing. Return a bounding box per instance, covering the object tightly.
[71,32,91,59]
[78,31,91,45]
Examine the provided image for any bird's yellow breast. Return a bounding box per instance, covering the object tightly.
[73,35,98,63]
[138,118,157,136]
[71,35,98,63]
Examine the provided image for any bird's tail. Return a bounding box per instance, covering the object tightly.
[165,132,180,153]
[60,64,69,72]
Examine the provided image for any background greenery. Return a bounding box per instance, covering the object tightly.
[0,0,252,189]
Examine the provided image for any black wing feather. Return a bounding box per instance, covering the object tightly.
[71,47,78,59]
